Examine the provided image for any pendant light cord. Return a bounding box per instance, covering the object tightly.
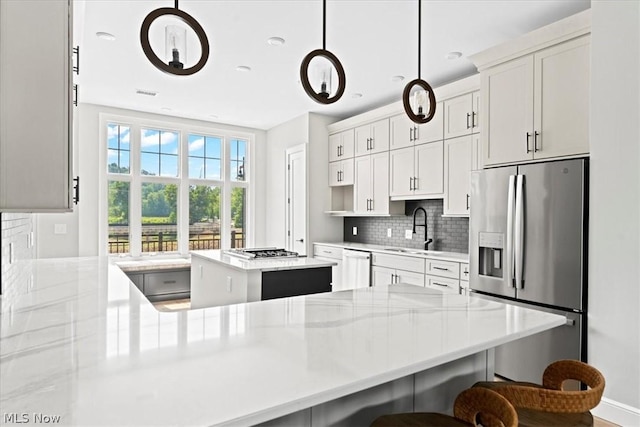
[323,0,326,50]
[417,0,421,79]
[175,0,179,9]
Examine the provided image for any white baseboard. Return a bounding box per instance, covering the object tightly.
[592,397,640,426]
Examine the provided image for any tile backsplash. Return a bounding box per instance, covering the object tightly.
[1,213,36,295]
[344,199,469,253]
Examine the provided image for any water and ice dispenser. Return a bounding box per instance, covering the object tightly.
[478,232,504,278]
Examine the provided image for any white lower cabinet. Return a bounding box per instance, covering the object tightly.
[313,244,343,291]
[371,253,426,287]
[425,259,462,294]
[425,275,460,294]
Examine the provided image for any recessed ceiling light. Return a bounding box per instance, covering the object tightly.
[267,37,285,46]
[235,65,251,72]
[391,75,405,82]
[96,32,116,41]
[351,93,363,98]
[136,89,157,96]
[446,51,463,60]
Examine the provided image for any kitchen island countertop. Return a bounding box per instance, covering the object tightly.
[0,257,564,426]
[190,249,337,271]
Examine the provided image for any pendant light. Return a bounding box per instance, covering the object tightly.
[300,0,346,104]
[402,0,436,124]
[140,0,210,76]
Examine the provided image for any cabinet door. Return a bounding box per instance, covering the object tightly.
[341,128,355,159]
[354,124,371,157]
[328,161,342,186]
[471,91,480,134]
[444,135,472,216]
[414,141,444,196]
[482,55,534,166]
[444,95,472,139]
[369,118,390,154]
[415,101,444,144]
[370,152,390,214]
[396,270,425,287]
[329,133,342,162]
[353,156,372,213]
[533,36,590,159]
[389,147,415,197]
[471,134,482,171]
[372,265,395,286]
[0,0,72,211]
[389,114,414,150]
[341,158,354,185]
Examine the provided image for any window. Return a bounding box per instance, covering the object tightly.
[103,116,252,256]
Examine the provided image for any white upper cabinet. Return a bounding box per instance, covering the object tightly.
[390,141,444,199]
[389,103,443,150]
[444,135,472,216]
[443,92,480,139]
[328,159,354,187]
[329,129,355,162]
[355,119,390,156]
[354,151,403,215]
[480,35,590,166]
[0,0,75,212]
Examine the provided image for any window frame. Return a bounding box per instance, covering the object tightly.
[100,113,255,257]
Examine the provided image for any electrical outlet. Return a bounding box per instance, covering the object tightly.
[387,228,392,237]
[352,226,358,236]
[405,230,413,239]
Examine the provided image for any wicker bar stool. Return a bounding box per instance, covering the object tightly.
[473,360,605,427]
[370,387,518,427]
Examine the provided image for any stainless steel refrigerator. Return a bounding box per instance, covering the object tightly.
[469,158,587,384]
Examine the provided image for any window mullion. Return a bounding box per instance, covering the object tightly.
[129,123,142,257]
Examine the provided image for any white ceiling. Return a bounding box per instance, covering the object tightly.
[75,0,590,130]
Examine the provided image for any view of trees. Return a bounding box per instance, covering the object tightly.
[108,178,244,228]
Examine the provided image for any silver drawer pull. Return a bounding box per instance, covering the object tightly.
[432,282,448,287]
[163,280,177,284]
[323,250,332,254]
[433,266,449,271]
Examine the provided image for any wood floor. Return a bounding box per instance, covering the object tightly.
[153,298,620,426]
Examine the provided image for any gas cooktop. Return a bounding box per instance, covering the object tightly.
[224,248,299,260]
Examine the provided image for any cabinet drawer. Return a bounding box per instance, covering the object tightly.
[426,275,460,294]
[313,245,343,260]
[460,263,470,281]
[144,270,190,296]
[426,259,460,279]
[396,270,425,287]
[372,253,426,274]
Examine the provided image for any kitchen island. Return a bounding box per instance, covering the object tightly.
[190,249,337,309]
[0,257,565,426]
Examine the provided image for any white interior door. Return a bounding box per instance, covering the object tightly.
[286,145,307,255]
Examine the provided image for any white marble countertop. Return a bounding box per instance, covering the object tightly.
[313,242,470,263]
[0,257,563,426]
[114,256,191,272]
[191,249,337,271]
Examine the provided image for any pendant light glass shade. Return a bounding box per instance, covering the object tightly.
[140,1,209,76]
[402,0,436,124]
[300,0,346,104]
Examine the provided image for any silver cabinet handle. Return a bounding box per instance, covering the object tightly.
[73,84,78,106]
[413,176,418,190]
[369,199,373,211]
[534,131,540,152]
[433,266,450,271]
[409,177,413,191]
[409,127,414,142]
[73,46,80,75]
[466,113,471,129]
[466,194,470,210]
[526,132,532,153]
[432,282,448,287]
[295,238,304,243]
[414,126,419,141]
[163,280,177,284]
[472,111,477,128]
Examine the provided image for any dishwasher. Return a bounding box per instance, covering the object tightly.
[341,249,371,290]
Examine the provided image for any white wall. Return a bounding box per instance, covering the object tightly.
[589,1,640,424]
[264,113,343,252]
[36,104,267,257]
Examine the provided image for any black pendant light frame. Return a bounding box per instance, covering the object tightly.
[402,0,436,124]
[140,0,210,76]
[300,0,346,104]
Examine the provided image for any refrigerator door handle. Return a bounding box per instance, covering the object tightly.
[514,174,525,289]
[506,175,516,288]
